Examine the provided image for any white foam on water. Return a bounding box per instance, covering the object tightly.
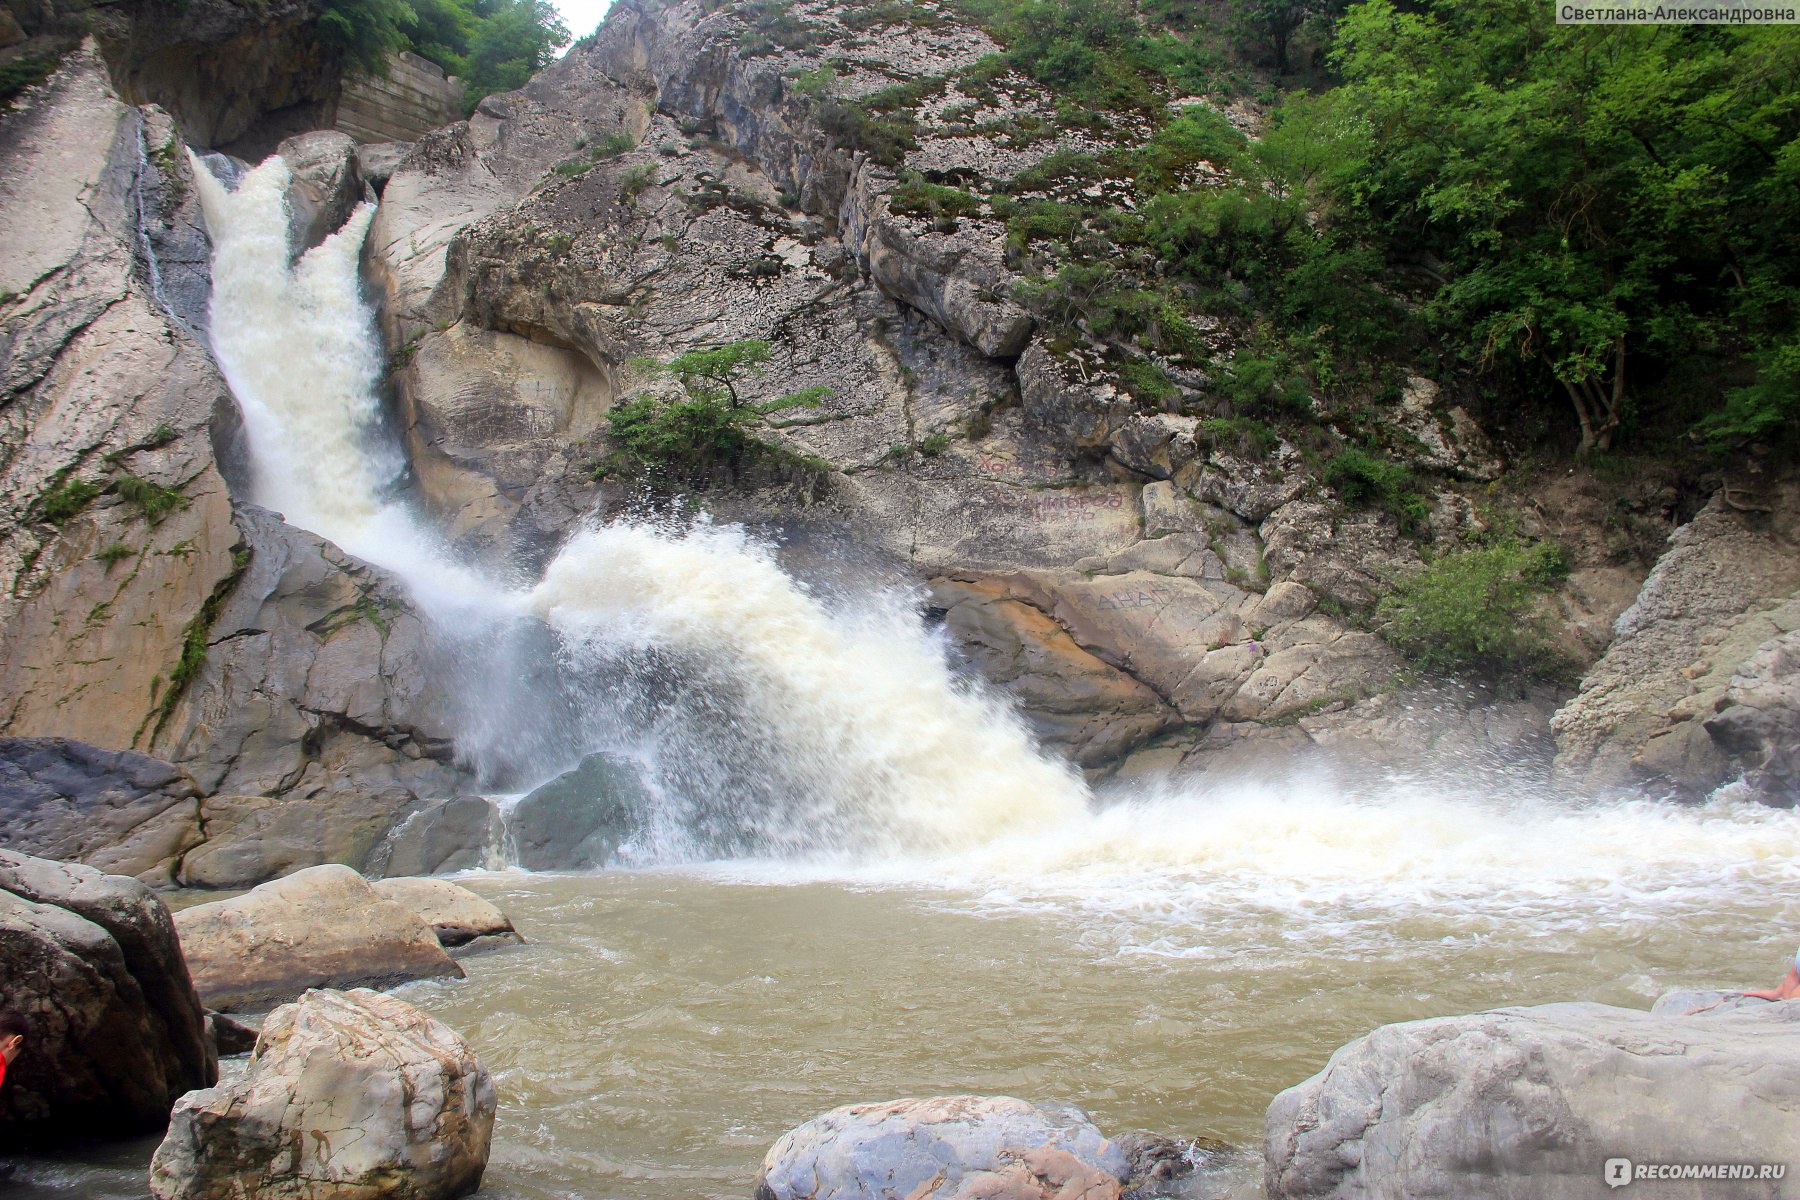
[527,518,1092,854]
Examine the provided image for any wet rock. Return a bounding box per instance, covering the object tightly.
[1553,486,1800,797]
[1114,1131,1213,1200]
[370,877,520,949]
[757,1095,1131,1200]
[150,987,496,1200]
[174,863,462,1011]
[175,789,424,890]
[932,577,1178,769]
[204,1010,259,1056]
[0,737,201,887]
[276,130,362,255]
[370,795,497,878]
[1265,1001,1800,1200]
[159,505,470,856]
[355,140,414,193]
[0,849,214,1142]
[510,752,649,870]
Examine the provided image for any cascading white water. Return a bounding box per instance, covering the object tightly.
[191,151,1800,897]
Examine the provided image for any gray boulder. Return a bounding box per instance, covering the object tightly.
[1265,1001,1800,1200]
[369,795,497,878]
[509,752,649,870]
[174,864,462,1011]
[0,737,201,887]
[756,1095,1131,1200]
[0,849,214,1142]
[150,987,495,1200]
[276,130,364,255]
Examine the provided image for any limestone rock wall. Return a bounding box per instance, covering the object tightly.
[1,51,474,885]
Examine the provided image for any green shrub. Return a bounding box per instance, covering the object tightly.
[619,164,658,203]
[891,179,983,224]
[36,474,101,524]
[115,476,189,526]
[1199,417,1277,459]
[1119,359,1177,405]
[1222,350,1311,416]
[1376,539,1572,682]
[1324,448,1429,535]
[605,395,754,478]
[0,55,59,109]
[95,542,136,568]
[815,100,917,168]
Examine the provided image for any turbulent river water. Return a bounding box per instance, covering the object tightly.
[17,151,1796,1199]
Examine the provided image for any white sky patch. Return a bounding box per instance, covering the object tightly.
[555,0,613,49]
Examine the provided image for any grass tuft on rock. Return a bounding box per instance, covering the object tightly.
[1376,538,1571,684]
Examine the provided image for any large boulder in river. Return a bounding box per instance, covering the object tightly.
[0,849,214,1143]
[150,987,496,1200]
[756,1096,1131,1200]
[1264,1001,1800,1200]
[175,864,462,1011]
[509,752,649,870]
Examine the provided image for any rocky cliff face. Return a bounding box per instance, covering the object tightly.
[367,0,1584,779]
[1,49,473,886]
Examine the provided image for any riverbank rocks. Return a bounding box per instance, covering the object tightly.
[1264,1001,1800,1200]
[1553,485,1800,799]
[370,876,521,949]
[0,850,214,1142]
[150,987,496,1200]
[756,1096,1131,1200]
[0,738,201,887]
[174,864,462,1011]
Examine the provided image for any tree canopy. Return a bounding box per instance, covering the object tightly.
[318,0,570,108]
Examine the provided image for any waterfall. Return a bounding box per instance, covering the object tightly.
[191,152,1800,885]
[192,154,1089,859]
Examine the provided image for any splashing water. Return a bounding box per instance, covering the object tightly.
[190,151,1800,916]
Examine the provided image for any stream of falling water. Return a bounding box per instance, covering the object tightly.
[30,151,1770,1200]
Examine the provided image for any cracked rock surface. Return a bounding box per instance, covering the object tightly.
[150,986,496,1200]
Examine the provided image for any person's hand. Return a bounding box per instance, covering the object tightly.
[0,1033,22,1063]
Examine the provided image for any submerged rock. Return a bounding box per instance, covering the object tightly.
[174,863,462,1011]
[510,752,649,870]
[370,876,521,949]
[756,1095,1131,1200]
[1264,1001,1800,1199]
[0,849,214,1143]
[150,987,495,1200]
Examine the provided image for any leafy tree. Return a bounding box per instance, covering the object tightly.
[642,340,774,409]
[317,0,417,77]
[1322,0,1800,453]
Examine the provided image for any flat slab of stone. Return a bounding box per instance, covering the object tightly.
[174,864,462,1011]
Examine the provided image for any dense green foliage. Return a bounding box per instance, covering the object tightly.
[1377,538,1571,682]
[318,0,568,107]
[1319,1,1800,454]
